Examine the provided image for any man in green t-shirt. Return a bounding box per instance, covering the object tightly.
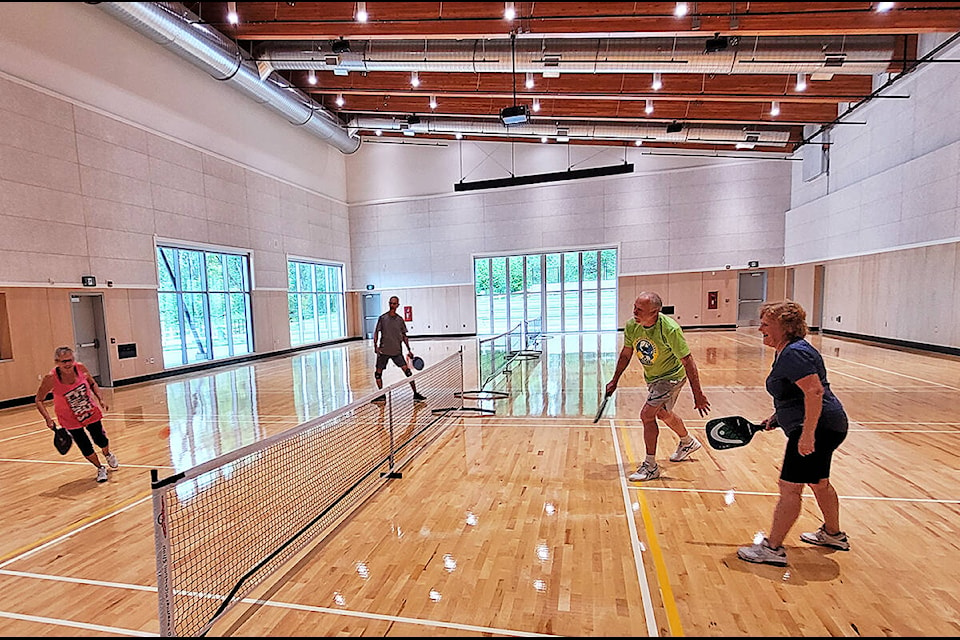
[605,292,710,481]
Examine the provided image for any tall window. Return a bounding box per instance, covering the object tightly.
[157,246,253,368]
[475,248,617,335]
[288,260,346,346]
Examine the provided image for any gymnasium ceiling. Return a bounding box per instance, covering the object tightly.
[184,2,960,155]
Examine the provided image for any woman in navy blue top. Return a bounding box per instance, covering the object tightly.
[738,301,850,566]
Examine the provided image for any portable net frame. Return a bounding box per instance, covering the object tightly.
[151,350,468,637]
[457,319,543,408]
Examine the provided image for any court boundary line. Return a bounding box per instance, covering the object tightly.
[625,486,960,504]
[0,569,559,638]
[723,331,960,391]
[609,420,660,637]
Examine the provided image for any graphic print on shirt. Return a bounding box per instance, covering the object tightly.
[635,338,657,365]
[64,383,97,424]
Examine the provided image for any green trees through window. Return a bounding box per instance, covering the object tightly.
[475,248,618,336]
[157,246,253,368]
[288,260,346,346]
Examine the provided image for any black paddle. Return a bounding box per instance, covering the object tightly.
[53,426,73,455]
[593,391,612,423]
[704,415,772,450]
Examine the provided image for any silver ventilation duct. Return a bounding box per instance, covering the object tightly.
[347,116,792,147]
[259,35,897,77]
[94,2,360,154]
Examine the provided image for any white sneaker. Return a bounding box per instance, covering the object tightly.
[628,461,660,481]
[106,453,119,469]
[96,466,108,483]
[800,525,850,551]
[670,436,702,462]
[737,538,787,566]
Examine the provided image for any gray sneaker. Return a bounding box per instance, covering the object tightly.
[800,525,850,551]
[670,436,702,461]
[737,538,787,566]
[628,461,660,481]
[96,466,108,483]
[106,452,119,469]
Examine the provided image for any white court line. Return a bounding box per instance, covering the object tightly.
[0,610,155,637]
[724,331,960,391]
[0,569,557,638]
[627,486,960,504]
[0,496,152,570]
[0,458,173,471]
[609,420,659,638]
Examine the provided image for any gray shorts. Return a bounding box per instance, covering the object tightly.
[645,378,687,411]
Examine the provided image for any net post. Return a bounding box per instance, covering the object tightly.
[152,468,175,637]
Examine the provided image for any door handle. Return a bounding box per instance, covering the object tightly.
[78,339,100,349]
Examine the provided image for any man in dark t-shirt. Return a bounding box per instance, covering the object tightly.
[372,296,425,403]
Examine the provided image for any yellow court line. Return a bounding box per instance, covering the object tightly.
[621,427,684,637]
[0,491,152,567]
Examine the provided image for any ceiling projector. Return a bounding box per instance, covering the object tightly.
[499,105,530,126]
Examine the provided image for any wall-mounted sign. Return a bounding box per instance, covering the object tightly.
[747,261,759,269]
[81,276,97,287]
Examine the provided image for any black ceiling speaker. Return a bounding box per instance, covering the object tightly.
[704,33,728,53]
[666,121,683,133]
[331,39,351,54]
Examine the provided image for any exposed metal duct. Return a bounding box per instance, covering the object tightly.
[259,35,898,77]
[93,2,360,154]
[347,116,791,147]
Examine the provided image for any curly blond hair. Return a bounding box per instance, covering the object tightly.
[759,300,807,340]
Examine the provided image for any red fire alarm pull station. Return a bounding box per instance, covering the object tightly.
[708,291,719,310]
[404,306,413,321]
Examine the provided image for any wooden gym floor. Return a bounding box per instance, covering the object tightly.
[0,328,958,636]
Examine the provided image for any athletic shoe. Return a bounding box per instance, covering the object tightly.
[628,461,660,482]
[670,436,702,462]
[413,392,427,402]
[106,453,119,469]
[737,538,788,566]
[96,466,108,483]
[371,395,386,404]
[800,525,850,551]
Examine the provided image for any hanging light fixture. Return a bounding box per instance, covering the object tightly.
[770,101,781,116]
[652,72,662,91]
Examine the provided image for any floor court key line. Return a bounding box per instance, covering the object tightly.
[610,423,668,638]
[620,425,685,637]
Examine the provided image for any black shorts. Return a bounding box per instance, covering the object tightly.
[376,353,407,370]
[780,421,847,484]
[69,420,109,457]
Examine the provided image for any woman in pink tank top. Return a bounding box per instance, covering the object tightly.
[35,346,119,483]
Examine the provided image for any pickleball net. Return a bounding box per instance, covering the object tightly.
[151,350,468,637]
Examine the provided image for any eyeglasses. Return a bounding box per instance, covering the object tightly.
[57,358,74,364]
